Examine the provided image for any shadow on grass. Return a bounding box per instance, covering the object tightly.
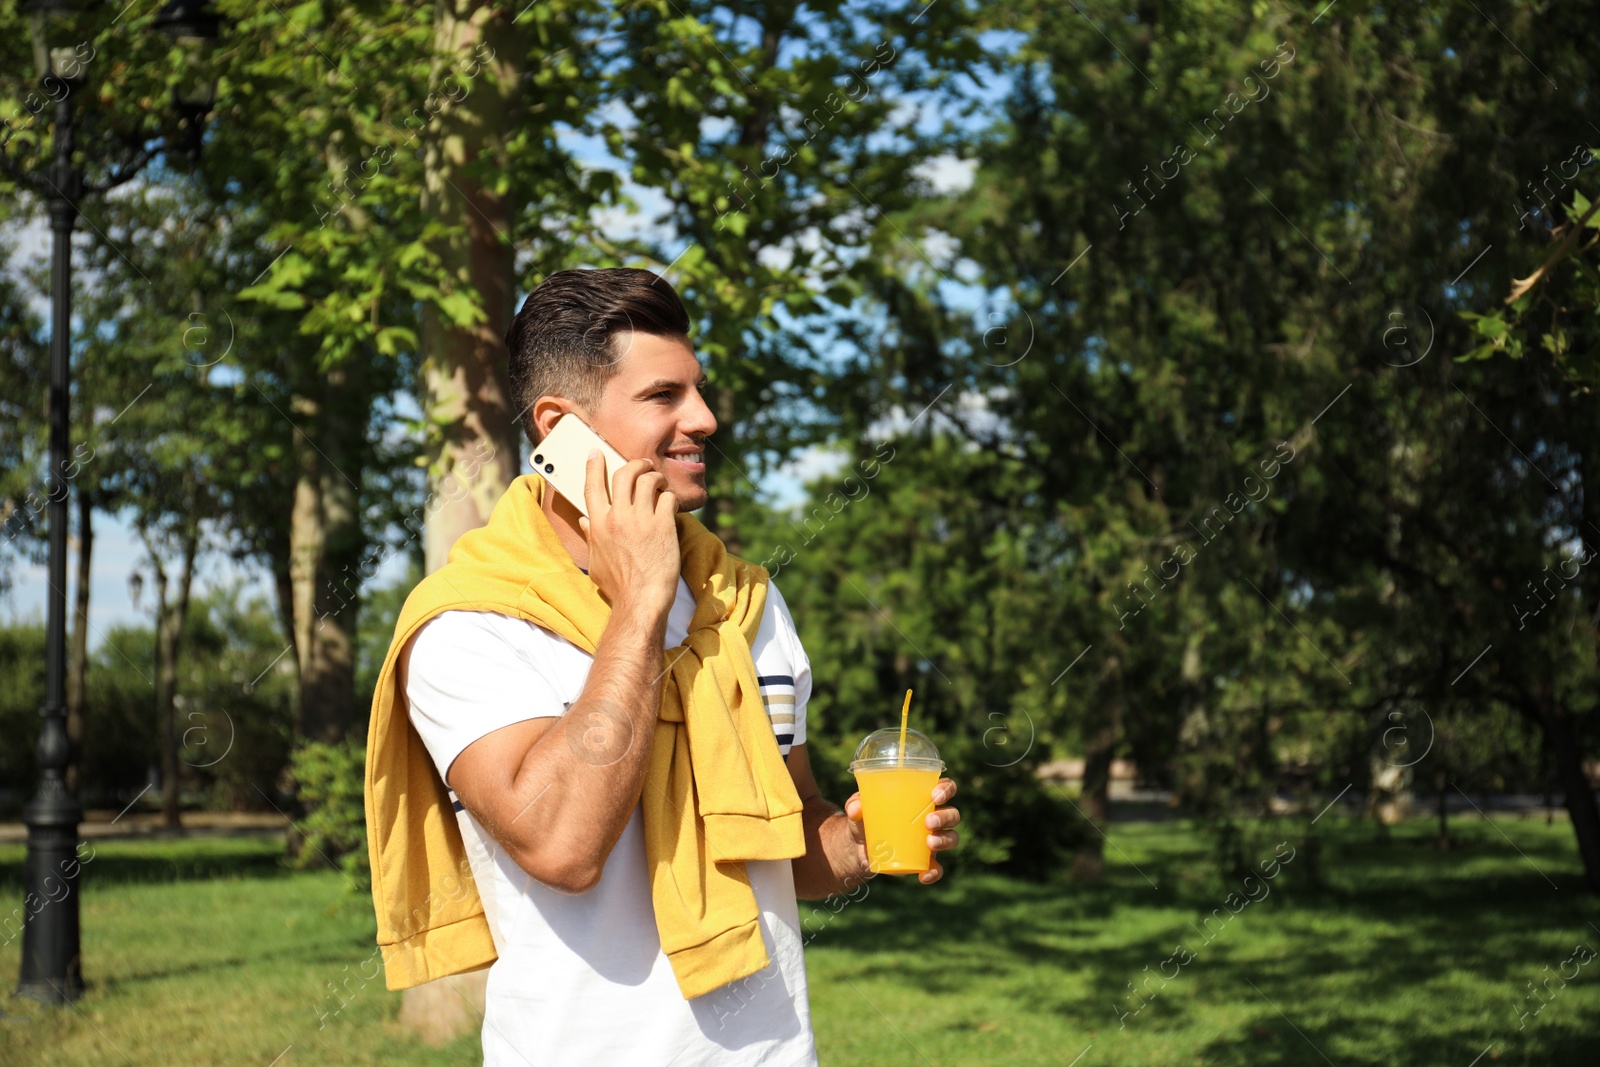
[0,839,297,891]
[91,943,369,993]
[808,821,1596,1066]
[1191,997,1598,1067]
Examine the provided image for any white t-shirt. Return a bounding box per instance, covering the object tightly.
[402,577,819,1067]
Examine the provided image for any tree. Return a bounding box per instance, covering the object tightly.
[868,1,1379,875]
[737,430,1092,878]
[584,0,986,549]
[0,247,47,634]
[829,0,1600,888]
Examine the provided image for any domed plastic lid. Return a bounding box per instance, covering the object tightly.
[849,727,943,772]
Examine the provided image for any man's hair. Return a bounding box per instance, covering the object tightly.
[504,268,692,444]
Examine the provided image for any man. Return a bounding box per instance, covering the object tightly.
[388,267,961,1065]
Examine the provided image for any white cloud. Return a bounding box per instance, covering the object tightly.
[764,444,852,510]
[912,154,976,195]
[868,386,1014,446]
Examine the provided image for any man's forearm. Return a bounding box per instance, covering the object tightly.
[506,603,668,890]
[793,793,870,900]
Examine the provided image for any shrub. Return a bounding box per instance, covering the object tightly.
[288,738,370,891]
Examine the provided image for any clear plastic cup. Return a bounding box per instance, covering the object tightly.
[848,728,945,874]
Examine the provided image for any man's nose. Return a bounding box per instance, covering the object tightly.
[683,385,718,439]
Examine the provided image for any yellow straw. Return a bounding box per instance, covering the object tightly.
[897,689,913,766]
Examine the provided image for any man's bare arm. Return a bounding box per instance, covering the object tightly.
[444,453,681,894]
[786,743,872,899]
[446,606,667,893]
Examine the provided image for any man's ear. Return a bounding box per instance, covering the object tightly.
[532,396,578,441]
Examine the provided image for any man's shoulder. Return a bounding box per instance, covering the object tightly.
[411,608,524,645]
[405,610,561,680]
[752,575,809,671]
[771,576,809,629]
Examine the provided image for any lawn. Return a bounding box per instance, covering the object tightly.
[1,813,1595,1066]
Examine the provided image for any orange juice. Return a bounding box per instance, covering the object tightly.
[854,766,940,874]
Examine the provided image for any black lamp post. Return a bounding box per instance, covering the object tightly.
[153,0,222,163]
[9,0,220,1007]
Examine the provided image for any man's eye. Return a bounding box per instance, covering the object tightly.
[651,390,673,400]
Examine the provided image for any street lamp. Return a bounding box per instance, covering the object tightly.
[153,0,221,162]
[9,0,222,1007]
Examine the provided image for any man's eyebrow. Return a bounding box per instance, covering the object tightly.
[637,374,710,394]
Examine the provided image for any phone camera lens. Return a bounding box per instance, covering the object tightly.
[533,453,543,464]
[544,463,554,473]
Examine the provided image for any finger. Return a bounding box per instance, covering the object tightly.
[918,858,943,885]
[844,793,863,819]
[655,488,678,517]
[583,450,611,519]
[934,778,957,804]
[927,829,959,852]
[578,515,591,541]
[612,458,655,507]
[925,806,961,830]
[634,470,665,503]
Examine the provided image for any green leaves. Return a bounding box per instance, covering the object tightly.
[1457,310,1522,362]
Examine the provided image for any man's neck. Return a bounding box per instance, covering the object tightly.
[542,490,590,572]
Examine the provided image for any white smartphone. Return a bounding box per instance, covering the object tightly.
[531,413,630,518]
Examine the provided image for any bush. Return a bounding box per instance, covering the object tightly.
[0,622,45,816]
[287,738,370,891]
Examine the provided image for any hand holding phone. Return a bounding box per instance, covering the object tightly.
[536,414,680,612]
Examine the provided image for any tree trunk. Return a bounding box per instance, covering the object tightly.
[406,0,524,1034]
[273,560,297,666]
[146,523,198,830]
[1541,701,1600,891]
[1174,628,1209,803]
[1435,769,1450,850]
[65,487,91,797]
[1072,653,1122,881]
[1368,751,1412,826]
[418,0,522,575]
[288,365,365,745]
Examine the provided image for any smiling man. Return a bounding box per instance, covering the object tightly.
[366,268,960,1067]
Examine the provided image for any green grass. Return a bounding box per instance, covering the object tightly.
[2,814,1596,1066]
[0,837,477,1066]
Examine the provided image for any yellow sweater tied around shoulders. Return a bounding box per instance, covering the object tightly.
[363,474,806,1000]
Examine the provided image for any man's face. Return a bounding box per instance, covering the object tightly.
[584,331,717,512]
